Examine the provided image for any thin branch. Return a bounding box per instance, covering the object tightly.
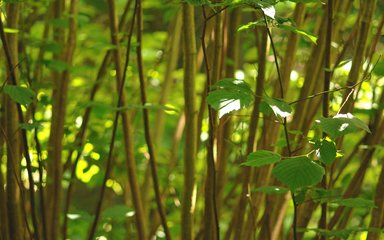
[135,0,171,239]
[262,9,295,239]
[87,1,138,239]
[201,6,220,240]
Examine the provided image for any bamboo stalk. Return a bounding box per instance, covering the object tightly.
[181,4,197,240]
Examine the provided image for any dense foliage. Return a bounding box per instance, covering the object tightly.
[0,0,383,239]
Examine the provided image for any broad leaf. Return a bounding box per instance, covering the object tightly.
[272,156,325,190]
[277,24,318,44]
[331,198,376,208]
[253,186,288,195]
[315,113,371,139]
[3,85,35,105]
[372,60,384,76]
[207,78,254,118]
[318,137,337,166]
[242,150,281,167]
[263,95,292,119]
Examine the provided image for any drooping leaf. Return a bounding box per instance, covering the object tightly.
[315,113,371,139]
[277,24,318,44]
[263,95,292,119]
[237,20,264,31]
[318,137,337,166]
[331,198,376,208]
[253,186,288,195]
[3,85,35,105]
[207,78,254,118]
[242,150,281,167]
[272,156,325,190]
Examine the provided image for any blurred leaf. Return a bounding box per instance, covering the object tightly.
[3,85,35,105]
[315,113,371,139]
[102,205,133,221]
[272,156,325,190]
[331,198,376,208]
[242,150,281,167]
[20,122,42,131]
[277,24,318,44]
[253,186,288,195]
[372,60,384,76]
[43,59,70,72]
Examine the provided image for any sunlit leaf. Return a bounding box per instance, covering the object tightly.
[262,6,276,19]
[263,95,292,119]
[315,113,371,139]
[3,85,35,105]
[207,78,254,118]
[242,150,281,167]
[272,156,325,190]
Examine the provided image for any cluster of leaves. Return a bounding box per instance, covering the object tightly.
[208,78,373,209]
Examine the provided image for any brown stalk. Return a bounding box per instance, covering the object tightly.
[135,1,171,239]
[367,156,384,240]
[87,0,148,239]
[318,1,333,237]
[339,0,377,114]
[201,5,223,239]
[216,7,241,216]
[0,4,39,239]
[62,1,132,238]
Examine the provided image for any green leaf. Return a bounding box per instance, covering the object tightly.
[237,20,264,31]
[318,137,337,166]
[294,188,308,204]
[102,205,133,221]
[43,59,70,72]
[253,186,288,195]
[277,24,318,44]
[263,95,292,119]
[272,156,325,190]
[331,198,376,208]
[372,60,384,76]
[3,85,35,105]
[20,122,42,131]
[242,150,281,167]
[207,78,254,118]
[315,113,371,139]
